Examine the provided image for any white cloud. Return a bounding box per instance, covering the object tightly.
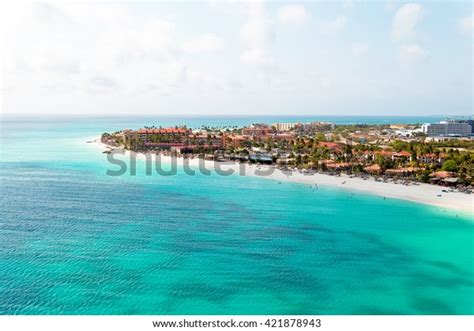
[277,4,311,25]
[2,1,471,116]
[352,43,368,56]
[398,44,428,63]
[392,3,423,42]
[240,2,273,48]
[318,16,347,33]
[241,48,274,67]
[319,76,332,89]
[458,13,473,35]
[140,20,176,52]
[89,74,119,91]
[2,2,191,97]
[391,4,428,65]
[240,1,275,69]
[384,0,398,12]
[342,1,354,10]
[182,33,223,53]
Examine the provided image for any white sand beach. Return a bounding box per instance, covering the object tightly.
[90,139,473,215]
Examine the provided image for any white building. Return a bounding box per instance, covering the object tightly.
[421,120,472,137]
[394,128,422,137]
[272,122,298,131]
[272,121,334,132]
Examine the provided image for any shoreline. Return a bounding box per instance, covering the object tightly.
[89,138,473,215]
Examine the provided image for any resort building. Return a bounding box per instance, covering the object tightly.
[271,121,334,133]
[362,150,412,162]
[421,120,472,137]
[223,134,248,148]
[121,127,226,152]
[269,133,296,141]
[123,127,191,145]
[418,153,446,165]
[241,124,273,137]
[188,133,223,147]
[272,122,299,131]
[460,119,474,134]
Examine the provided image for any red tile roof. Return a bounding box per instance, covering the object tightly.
[394,151,411,157]
[318,142,340,149]
[364,164,382,172]
[385,167,421,174]
[325,162,355,168]
[375,150,411,157]
[430,171,456,179]
[143,143,216,148]
[135,128,189,134]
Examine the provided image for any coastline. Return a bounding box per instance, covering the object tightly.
[89,138,473,215]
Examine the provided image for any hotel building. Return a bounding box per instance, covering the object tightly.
[421,120,472,137]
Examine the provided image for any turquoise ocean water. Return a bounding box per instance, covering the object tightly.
[0,115,473,314]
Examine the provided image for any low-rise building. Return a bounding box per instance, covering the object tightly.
[364,164,382,174]
[385,167,421,175]
[418,153,446,165]
[123,127,191,146]
[223,134,247,148]
[241,124,273,137]
[362,150,412,162]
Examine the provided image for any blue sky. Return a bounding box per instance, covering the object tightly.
[1,0,472,116]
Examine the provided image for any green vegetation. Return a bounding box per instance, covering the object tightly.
[441,160,458,172]
[102,122,474,186]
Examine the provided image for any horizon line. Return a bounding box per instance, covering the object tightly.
[2,113,473,119]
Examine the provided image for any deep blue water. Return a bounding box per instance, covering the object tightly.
[1,114,464,129]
